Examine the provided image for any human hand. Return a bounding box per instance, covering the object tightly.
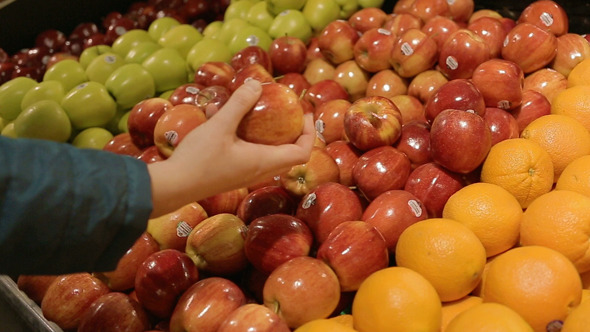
[147,79,316,217]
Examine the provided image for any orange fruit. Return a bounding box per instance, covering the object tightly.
[395,218,487,302]
[294,318,358,332]
[556,154,590,197]
[480,138,554,208]
[583,289,590,303]
[521,114,590,182]
[442,182,523,257]
[551,85,590,132]
[480,245,582,332]
[561,299,590,332]
[329,314,354,327]
[440,295,483,332]
[567,57,590,87]
[351,266,442,332]
[581,270,590,289]
[445,302,534,332]
[520,190,590,273]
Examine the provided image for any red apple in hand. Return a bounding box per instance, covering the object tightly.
[501,22,558,74]
[77,292,151,332]
[127,97,173,148]
[217,303,291,332]
[324,140,362,187]
[394,121,432,169]
[146,202,208,251]
[317,20,360,65]
[295,182,364,244]
[511,89,551,133]
[390,28,439,78]
[262,256,341,329]
[517,0,569,36]
[237,82,304,145]
[471,58,524,110]
[354,27,396,73]
[317,220,389,291]
[343,95,403,151]
[153,103,208,157]
[424,78,486,123]
[244,213,314,274]
[438,28,490,80]
[237,185,297,225]
[483,107,520,146]
[193,61,235,89]
[362,189,428,253]
[280,146,340,197]
[269,35,307,75]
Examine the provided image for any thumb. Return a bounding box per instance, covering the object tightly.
[210,79,262,131]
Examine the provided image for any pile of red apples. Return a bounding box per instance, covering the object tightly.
[14,0,590,331]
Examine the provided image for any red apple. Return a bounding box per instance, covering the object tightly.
[317,220,389,291]
[196,85,231,117]
[137,145,167,164]
[237,82,304,145]
[483,107,520,146]
[198,187,249,216]
[501,22,558,74]
[421,15,460,51]
[333,59,370,102]
[354,27,396,73]
[153,103,207,157]
[438,28,490,79]
[146,202,208,251]
[262,256,341,329]
[237,185,297,224]
[404,162,466,218]
[281,146,341,196]
[517,0,569,36]
[382,12,423,39]
[551,33,590,77]
[77,292,151,332]
[169,277,246,332]
[217,303,291,332]
[467,16,507,58]
[471,58,524,110]
[16,275,59,305]
[393,0,416,14]
[303,58,336,85]
[468,9,503,24]
[305,37,324,64]
[275,72,311,98]
[522,67,567,104]
[134,249,200,319]
[362,189,428,253]
[394,120,433,169]
[314,98,350,144]
[365,68,409,99]
[193,61,235,89]
[35,29,67,52]
[127,97,173,148]
[424,78,486,123]
[324,140,362,187]
[184,213,249,276]
[229,63,275,92]
[316,20,360,65]
[407,69,449,104]
[103,132,144,158]
[41,273,111,331]
[303,79,350,109]
[268,35,308,75]
[410,0,450,23]
[390,94,427,124]
[168,82,205,106]
[230,45,273,74]
[348,7,388,33]
[295,181,363,244]
[447,0,474,23]
[390,28,439,78]
[352,145,412,201]
[343,95,403,151]
[511,89,552,133]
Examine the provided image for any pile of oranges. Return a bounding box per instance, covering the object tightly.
[296,28,590,332]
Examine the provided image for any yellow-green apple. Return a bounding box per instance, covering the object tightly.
[103,132,144,157]
[71,127,114,149]
[142,47,189,93]
[0,76,38,121]
[138,145,167,164]
[343,95,403,151]
[229,62,275,92]
[127,97,173,148]
[41,273,111,331]
[424,78,486,123]
[134,249,200,319]
[217,18,251,44]
[244,213,313,274]
[13,99,72,142]
[303,58,336,85]
[390,28,439,78]
[334,59,369,102]
[359,0,384,8]
[193,61,235,89]
[410,0,450,23]
[16,275,59,305]
[268,35,308,75]
[362,189,428,252]
[85,52,125,85]
[228,25,273,55]
[295,181,363,244]
[236,185,297,225]
[438,28,490,79]
[366,69,408,100]
[104,63,156,110]
[198,187,249,216]
[551,33,590,77]
[147,202,208,251]
[153,103,207,157]
[522,67,567,104]
[501,23,558,74]
[77,292,151,332]
[394,120,432,169]
[483,107,520,146]
[302,0,341,33]
[61,81,117,130]
[316,220,389,291]
[217,303,291,332]
[158,24,203,58]
[169,277,246,332]
[237,81,304,145]
[467,16,507,58]
[280,146,341,197]
[324,139,362,187]
[517,0,569,36]
[262,256,341,329]
[167,82,205,106]
[471,58,524,110]
[390,94,426,124]
[125,40,162,64]
[247,1,274,31]
[268,9,313,44]
[276,72,311,98]
[317,19,360,65]
[20,80,66,110]
[266,0,307,15]
[314,98,350,144]
[303,79,350,109]
[186,38,233,74]
[224,0,257,21]
[404,162,465,217]
[230,45,273,74]
[382,12,423,39]
[111,29,154,58]
[511,89,551,133]
[422,15,460,51]
[430,108,491,174]
[354,27,396,73]
[348,6,388,33]
[202,20,223,40]
[78,45,113,69]
[352,145,412,201]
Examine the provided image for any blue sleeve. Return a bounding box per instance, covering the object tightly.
[0,136,154,276]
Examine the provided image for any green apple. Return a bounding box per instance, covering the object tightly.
[358,0,384,8]
[14,99,72,142]
[42,59,88,93]
[268,9,313,43]
[118,110,131,133]
[186,38,233,73]
[141,47,189,93]
[61,81,117,129]
[158,24,203,58]
[159,90,175,100]
[104,105,129,135]
[335,0,359,18]
[79,45,113,69]
[85,52,126,85]
[247,1,275,31]
[124,41,162,64]
[1,122,17,138]
[148,16,182,41]
[202,20,224,40]
[224,0,258,21]
[0,76,38,121]
[105,63,156,110]
[228,25,273,54]
[71,127,114,149]
[302,0,341,32]
[21,80,66,110]
[111,29,153,58]
[266,0,307,15]
[217,18,251,44]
